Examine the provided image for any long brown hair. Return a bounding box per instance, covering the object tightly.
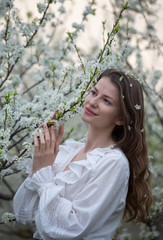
[97,69,152,223]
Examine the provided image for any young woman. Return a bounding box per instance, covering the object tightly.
[13,69,152,240]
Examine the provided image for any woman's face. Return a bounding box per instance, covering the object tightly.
[81,76,123,131]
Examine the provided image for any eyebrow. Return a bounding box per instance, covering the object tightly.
[93,86,115,102]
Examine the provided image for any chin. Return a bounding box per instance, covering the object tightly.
[81,113,93,125]
[81,111,89,123]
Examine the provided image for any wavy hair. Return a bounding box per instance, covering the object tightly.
[97,69,152,223]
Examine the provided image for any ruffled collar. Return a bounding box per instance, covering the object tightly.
[60,139,116,157]
[52,140,118,186]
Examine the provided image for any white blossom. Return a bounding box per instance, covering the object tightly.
[58,6,65,14]
[37,3,46,13]
[128,125,132,131]
[134,104,141,110]
[72,23,85,32]
[1,212,15,225]
[83,6,96,16]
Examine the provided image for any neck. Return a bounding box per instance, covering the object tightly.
[83,125,115,153]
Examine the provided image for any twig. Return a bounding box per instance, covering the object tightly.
[99,3,128,60]
[0,147,28,171]
[22,79,45,95]
[67,32,85,74]
[9,126,25,141]
[8,133,29,150]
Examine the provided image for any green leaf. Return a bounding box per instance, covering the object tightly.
[119,76,124,81]
[67,31,72,39]
[50,63,55,70]
[13,89,17,96]
[70,107,75,112]
[70,127,74,132]
[77,97,81,102]
[57,112,63,117]
[113,26,120,34]
[92,8,96,15]
[123,2,129,10]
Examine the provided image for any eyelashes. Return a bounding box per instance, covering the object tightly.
[103,99,111,105]
[90,90,111,105]
[90,90,97,96]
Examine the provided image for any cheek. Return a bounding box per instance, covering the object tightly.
[84,95,89,105]
[102,106,119,119]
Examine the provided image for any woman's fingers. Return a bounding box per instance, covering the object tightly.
[50,125,57,150]
[39,129,45,153]
[43,124,51,150]
[35,123,64,155]
[58,123,64,144]
[34,135,39,152]
[55,124,64,151]
[33,121,62,173]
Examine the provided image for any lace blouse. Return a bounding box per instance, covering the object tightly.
[13,139,130,240]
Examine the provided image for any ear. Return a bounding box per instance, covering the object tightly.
[115,118,124,126]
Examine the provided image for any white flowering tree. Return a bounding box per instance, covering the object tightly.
[0,0,162,239]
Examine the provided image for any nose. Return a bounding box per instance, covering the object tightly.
[89,96,98,107]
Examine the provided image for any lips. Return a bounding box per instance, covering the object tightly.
[85,107,97,116]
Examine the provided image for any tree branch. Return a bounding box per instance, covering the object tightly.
[22,79,45,95]
[8,133,29,150]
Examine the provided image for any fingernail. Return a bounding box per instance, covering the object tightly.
[51,125,54,129]
[44,123,47,128]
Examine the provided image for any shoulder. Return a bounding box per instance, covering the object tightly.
[86,147,130,193]
[105,147,129,170]
[92,146,130,178]
[90,145,128,166]
[105,147,128,164]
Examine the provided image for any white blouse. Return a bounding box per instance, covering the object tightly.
[13,139,130,240]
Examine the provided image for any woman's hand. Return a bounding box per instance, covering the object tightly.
[33,123,64,174]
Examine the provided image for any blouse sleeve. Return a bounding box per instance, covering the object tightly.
[13,151,129,240]
[13,176,38,225]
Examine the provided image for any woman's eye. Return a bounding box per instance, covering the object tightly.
[103,99,110,105]
[91,90,96,96]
